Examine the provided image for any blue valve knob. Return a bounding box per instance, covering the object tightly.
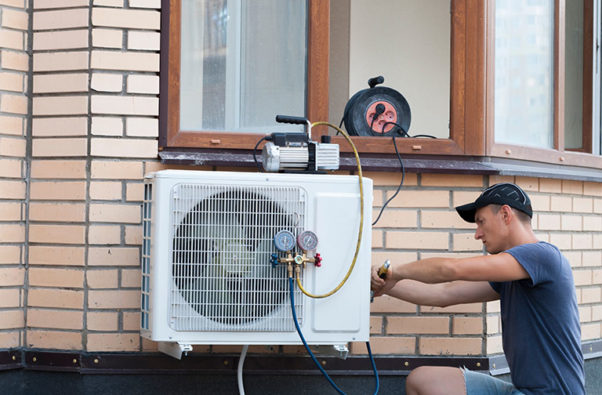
[270,253,280,268]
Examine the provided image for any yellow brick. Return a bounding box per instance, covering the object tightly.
[550,196,572,212]
[487,335,503,354]
[537,213,561,230]
[566,251,583,268]
[33,51,89,72]
[370,294,416,314]
[126,74,159,94]
[583,216,602,231]
[29,202,85,222]
[33,96,88,116]
[0,202,22,220]
[573,197,593,213]
[0,158,23,178]
[583,182,602,196]
[26,330,81,350]
[387,316,449,335]
[0,94,27,114]
[29,246,85,266]
[0,71,24,92]
[421,174,482,187]
[30,181,86,200]
[453,190,481,207]
[124,225,142,245]
[125,117,158,137]
[87,333,140,352]
[0,245,22,265]
[27,309,83,330]
[594,269,602,285]
[539,178,562,193]
[130,0,160,8]
[549,233,571,250]
[0,136,26,157]
[562,180,583,195]
[514,177,538,191]
[28,288,83,309]
[574,270,593,286]
[422,303,483,314]
[453,316,484,335]
[88,247,139,266]
[372,229,383,248]
[91,96,158,117]
[387,190,449,208]
[0,267,24,286]
[88,290,140,309]
[0,310,23,329]
[421,210,474,229]
[92,28,123,49]
[584,251,601,269]
[2,50,27,72]
[126,183,144,201]
[386,231,448,250]
[33,73,88,94]
[0,331,20,348]
[121,269,140,287]
[419,337,482,355]
[34,0,89,8]
[0,289,21,308]
[92,116,123,136]
[122,311,140,331]
[531,194,550,211]
[0,224,24,243]
[370,316,383,335]
[0,29,24,50]
[353,336,415,355]
[30,160,86,179]
[33,8,89,30]
[580,287,601,303]
[87,311,119,331]
[91,73,123,93]
[371,251,417,267]
[86,269,119,288]
[91,137,157,158]
[33,29,88,50]
[0,115,23,135]
[0,180,26,199]
[29,224,85,244]
[2,9,28,30]
[89,225,121,245]
[90,51,159,72]
[581,323,602,341]
[29,267,84,288]
[90,181,122,200]
[452,233,482,252]
[89,204,141,224]
[91,160,143,179]
[486,314,500,334]
[572,234,592,250]
[92,7,159,29]
[561,215,582,231]
[371,208,417,228]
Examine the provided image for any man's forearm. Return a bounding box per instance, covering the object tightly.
[393,257,458,284]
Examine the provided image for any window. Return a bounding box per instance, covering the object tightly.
[160,0,328,150]
[489,0,602,166]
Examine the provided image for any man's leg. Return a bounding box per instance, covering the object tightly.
[405,366,466,395]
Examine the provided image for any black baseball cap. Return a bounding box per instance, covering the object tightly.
[455,183,533,223]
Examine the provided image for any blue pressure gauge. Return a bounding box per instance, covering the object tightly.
[273,230,296,252]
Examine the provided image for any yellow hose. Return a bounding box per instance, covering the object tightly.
[295,121,364,299]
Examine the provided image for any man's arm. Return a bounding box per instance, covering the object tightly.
[385,279,499,307]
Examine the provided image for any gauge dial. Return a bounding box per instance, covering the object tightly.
[273,230,296,252]
[297,230,319,251]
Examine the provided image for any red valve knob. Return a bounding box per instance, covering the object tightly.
[314,253,322,267]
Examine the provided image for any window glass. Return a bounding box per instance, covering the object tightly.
[564,0,584,150]
[494,0,554,148]
[180,0,307,133]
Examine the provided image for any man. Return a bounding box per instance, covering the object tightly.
[371,183,585,395]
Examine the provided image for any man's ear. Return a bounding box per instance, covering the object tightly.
[500,205,513,224]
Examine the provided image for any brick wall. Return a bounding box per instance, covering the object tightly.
[1,1,601,361]
[0,0,28,350]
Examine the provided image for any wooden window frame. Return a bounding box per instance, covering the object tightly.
[160,0,486,160]
[487,0,602,169]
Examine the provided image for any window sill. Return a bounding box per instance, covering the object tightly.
[159,149,602,183]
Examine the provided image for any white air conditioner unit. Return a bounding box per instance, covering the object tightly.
[141,170,372,358]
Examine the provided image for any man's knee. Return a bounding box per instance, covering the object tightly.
[406,366,465,395]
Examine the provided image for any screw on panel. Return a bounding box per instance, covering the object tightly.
[32,357,37,362]
[94,358,99,364]
[11,355,16,361]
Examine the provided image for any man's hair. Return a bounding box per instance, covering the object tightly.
[490,204,532,225]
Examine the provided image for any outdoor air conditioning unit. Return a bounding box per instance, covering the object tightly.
[140,170,372,359]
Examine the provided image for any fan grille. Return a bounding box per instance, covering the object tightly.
[169,183,305,332]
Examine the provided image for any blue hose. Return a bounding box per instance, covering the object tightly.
[288,277,380,395]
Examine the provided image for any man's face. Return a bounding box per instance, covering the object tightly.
[474,205,508,254]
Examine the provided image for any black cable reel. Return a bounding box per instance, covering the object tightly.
[343,76,411,137]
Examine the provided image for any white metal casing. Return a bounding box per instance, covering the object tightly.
[141,170,372,345]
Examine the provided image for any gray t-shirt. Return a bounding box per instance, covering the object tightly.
[489,241,584,395]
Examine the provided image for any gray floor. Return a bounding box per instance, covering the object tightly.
[1,357,601,394]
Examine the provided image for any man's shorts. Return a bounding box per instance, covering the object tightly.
[462,367,525,395]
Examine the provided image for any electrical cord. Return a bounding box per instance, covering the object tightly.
[293,121,364,299]
[253,135,270,172]
[372,133,405,226]
[237,345,248,395]
[289,277,380,395]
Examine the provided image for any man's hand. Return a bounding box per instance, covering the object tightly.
[371,262,397,297]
